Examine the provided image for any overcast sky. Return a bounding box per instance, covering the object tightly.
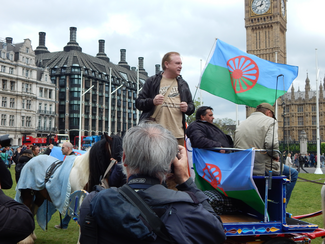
[2,0,324,122]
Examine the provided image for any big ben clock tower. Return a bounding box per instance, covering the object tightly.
[245,0,287,64]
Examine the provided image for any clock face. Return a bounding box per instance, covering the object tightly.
[281,0,285,16]
[251,0,271,15]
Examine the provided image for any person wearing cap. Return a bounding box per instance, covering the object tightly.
[234,103,298,205]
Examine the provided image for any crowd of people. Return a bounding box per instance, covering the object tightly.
[284,152,325,171]
[1,51,315,243]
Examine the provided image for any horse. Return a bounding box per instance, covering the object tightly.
[16,134,123,244]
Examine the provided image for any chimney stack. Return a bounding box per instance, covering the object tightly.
[35,32,50,55]
[138,57,148,76]
[96,39,110,62]
[5,37,13,44]
[155,64,160,74]
[118,49,130,70]
[70,27,77,43]
[64,27,82,52]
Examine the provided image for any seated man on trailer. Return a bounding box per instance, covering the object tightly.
[186,106,233,152]
[234,103,298,205]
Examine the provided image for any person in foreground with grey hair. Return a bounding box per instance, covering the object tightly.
[79,123,226,244]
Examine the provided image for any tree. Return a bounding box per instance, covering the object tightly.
[186,97,236,137]
[186,97,202,125]
[214,118,236,135]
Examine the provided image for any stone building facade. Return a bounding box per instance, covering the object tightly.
[1,26,154,145]
[0,37,55,146]
[278,76,325,142]
[34,27,150,143]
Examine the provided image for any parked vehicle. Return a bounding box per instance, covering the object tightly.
[82,135,101,148]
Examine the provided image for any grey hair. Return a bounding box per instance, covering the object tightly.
[122,123,178,181]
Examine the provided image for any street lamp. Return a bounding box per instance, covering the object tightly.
[136,66,139,124]
[108,67,124,136]
[79,71,94,150]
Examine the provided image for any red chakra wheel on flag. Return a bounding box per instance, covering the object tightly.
[202,163,227,196]
[227,56,259,93]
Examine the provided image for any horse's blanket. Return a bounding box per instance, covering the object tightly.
[15,155,76,230]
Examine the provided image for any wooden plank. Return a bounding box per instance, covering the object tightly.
[220,214,260,223]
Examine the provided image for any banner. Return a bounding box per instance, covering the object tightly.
[49,146,86,161]
[200,39,298,107]
[193,148,265,215]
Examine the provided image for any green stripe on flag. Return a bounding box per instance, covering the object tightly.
[200,63,286,107]
[194,170,265,215]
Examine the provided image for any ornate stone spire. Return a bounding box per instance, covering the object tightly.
[305,73,310,100]
[291,83,295,100]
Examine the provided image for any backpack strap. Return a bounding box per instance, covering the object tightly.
[118,184,175,243]
[45,160,63,184]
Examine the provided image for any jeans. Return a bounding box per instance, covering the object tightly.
[60,213,71,229]
[282,165,298,205]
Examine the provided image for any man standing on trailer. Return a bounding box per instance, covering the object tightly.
[135,52,194,146]
[234,103,298,204]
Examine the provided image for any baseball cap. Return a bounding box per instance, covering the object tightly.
[257,103,276,120]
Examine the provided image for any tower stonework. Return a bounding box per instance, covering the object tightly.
[245,0,288,117]
[245,0,287,64]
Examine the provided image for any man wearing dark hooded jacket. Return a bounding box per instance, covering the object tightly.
[79,123,226,244]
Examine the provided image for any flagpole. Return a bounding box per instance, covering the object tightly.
[108,67,112,136]
[275,51,278,119]
[236,105,238,127]
[315,48,322,174]
[136,66,140,124]
[200,59,203,106]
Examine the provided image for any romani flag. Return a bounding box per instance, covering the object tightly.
[193,148,265,216]
[49,146,86,161]
[200,39,298,107]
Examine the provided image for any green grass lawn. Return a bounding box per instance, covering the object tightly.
[3,167,79,244]
[3,166,325,243]
[286,174,325,244]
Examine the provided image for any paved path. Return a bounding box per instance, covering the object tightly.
[297,166,325,174]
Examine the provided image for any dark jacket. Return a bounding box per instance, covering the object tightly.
[0,189,35,244]
[0,159,12,189]
[79,177,226,244]
[108,162,126,187]
[135,72,194,133]
[15,151,33,183]
[186,120,233,149]
[12,150,20,164]
[43,147,52,155]
[298,155,305,164]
